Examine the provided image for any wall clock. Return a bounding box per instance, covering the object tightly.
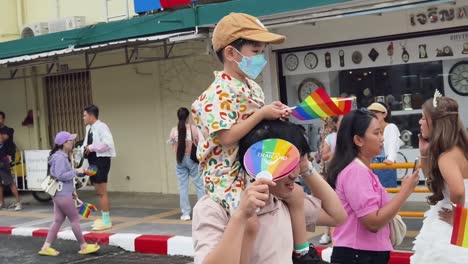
[297,78,324,102]
[285,54,299,71]
[325,52,332,68]
[448,61,468,96]
[352,51,362,64]
[339,50,345,67]
[304,52,318,70]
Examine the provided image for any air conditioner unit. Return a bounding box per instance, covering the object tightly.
[21,23,49,38]
[48,16,86,33]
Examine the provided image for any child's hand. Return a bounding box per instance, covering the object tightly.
[260,102,291,121]
[76,167,85,174]
[271,101,291,121]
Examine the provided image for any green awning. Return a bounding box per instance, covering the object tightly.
[0,0,353,60]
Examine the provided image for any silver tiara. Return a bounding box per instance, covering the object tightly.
[433,89,442,108]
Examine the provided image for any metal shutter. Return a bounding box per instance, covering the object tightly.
[45,71,92,146]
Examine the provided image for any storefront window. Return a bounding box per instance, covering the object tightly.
[279,30,468,153]
[338,61,443,111]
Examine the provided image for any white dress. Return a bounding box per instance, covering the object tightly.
[411,179,468,263]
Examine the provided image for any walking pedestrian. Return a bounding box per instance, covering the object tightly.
[0,127,22,210]
[82,105,116,231]
[38,131,100,256]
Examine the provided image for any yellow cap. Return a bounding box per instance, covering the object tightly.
[367,102,387,114]
[212,13,286,52]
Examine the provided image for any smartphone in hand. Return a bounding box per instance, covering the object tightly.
[413,158,419,173]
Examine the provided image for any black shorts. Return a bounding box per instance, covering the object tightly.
[331,247,390,264]
[88,157,111,184]
[0,168,13,186]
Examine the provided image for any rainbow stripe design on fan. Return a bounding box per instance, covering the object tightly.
[78,202,98,218]
[450,205,468,248]
[243,138,300,181]
[292,87,353,120]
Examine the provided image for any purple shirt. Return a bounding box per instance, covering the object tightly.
[49,150,77,197]
[333,159,393,251]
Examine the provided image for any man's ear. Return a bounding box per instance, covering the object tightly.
[353,135,364,148]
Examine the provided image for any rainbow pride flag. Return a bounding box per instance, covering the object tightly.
[78,201,98,218]
[291,87,353,120]
[451,205,468,248]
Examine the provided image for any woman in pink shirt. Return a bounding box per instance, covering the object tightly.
[327,109,419,264]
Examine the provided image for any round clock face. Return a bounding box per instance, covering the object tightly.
[444,46,451,54]
[285,54,299,71]
[448,61,468,96]
[304,52,318,69]
[363,88,371,97]
[403,95,411,104]
[297,78,324,102]
[352,51,362,64]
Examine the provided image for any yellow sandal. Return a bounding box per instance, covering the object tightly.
[78,244,100,255]
[38,247,60,256]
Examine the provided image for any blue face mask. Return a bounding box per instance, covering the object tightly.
[234,49,267,79]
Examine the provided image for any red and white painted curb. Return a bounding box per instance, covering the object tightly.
[0,226,194,256]
[1,226,413,263]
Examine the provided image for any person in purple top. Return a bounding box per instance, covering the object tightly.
[38,131,100,257]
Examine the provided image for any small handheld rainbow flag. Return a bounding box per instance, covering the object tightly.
[451,205,468,248]
[291,87,354,120]
[78,201,98,218]
[85,165,98,176]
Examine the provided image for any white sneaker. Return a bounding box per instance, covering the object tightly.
[8,202,22,211]
[319,234,331,245]
[180,215,191,221]
[92,221,112,231]
[14,202,22,211]
[92,218,102,227]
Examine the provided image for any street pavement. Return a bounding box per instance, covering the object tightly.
[0,188,431,256]
[0,235,194,264]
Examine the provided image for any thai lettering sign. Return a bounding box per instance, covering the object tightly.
[410,5,468,26]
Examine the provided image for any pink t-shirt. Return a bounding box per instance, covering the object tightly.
[333,159,393,251]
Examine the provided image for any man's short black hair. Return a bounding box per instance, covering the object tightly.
[216,38,262,63]
[0,111,5,119]
[84,105,99,119]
